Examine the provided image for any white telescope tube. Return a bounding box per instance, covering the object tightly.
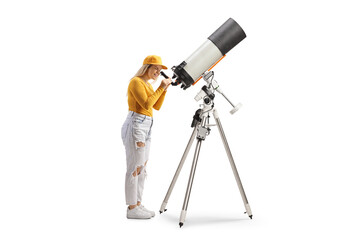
[172,18,246,90]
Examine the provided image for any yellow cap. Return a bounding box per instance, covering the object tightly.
[143,55,168,69]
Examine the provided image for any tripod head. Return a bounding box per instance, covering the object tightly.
[194,71,242,114]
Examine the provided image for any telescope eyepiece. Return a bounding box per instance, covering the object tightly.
[160,71,169,79]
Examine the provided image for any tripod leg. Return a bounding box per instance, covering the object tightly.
[159,127,197,214]
[212,109,253,219]
[179,139,202,227]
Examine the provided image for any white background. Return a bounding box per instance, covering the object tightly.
[1,0,360,239]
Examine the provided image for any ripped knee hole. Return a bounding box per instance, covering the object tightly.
[132,166,143,177]
[136,142,145,148]
[132,167,142,177]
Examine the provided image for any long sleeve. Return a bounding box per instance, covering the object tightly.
[128,78,164,111]
[153,90,167,110]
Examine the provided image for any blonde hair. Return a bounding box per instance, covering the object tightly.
[131,64,159,85]
[133,64,151,78]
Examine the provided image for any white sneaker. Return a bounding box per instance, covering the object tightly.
[127,206,152,219]
[139,205,155,217]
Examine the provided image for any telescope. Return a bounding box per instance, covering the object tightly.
[171,18,246,90]
[159,18,253,228]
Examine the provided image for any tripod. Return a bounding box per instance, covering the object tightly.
[159,88,253,227]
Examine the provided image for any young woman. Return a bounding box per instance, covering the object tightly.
[121,55,172,219]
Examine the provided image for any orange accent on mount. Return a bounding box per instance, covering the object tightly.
[192,55,226,85]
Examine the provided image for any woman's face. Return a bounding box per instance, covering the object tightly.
[147,65,162,80]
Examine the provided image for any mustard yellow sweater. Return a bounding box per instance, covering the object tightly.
[127,77,167,117]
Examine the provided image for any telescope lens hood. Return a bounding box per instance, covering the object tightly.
[208,18,246,55]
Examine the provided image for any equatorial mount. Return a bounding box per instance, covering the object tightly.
[194,71,242,114]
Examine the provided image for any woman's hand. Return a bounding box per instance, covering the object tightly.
[161,77,172,91]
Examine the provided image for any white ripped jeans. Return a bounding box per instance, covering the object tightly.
[121,111,153,205]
